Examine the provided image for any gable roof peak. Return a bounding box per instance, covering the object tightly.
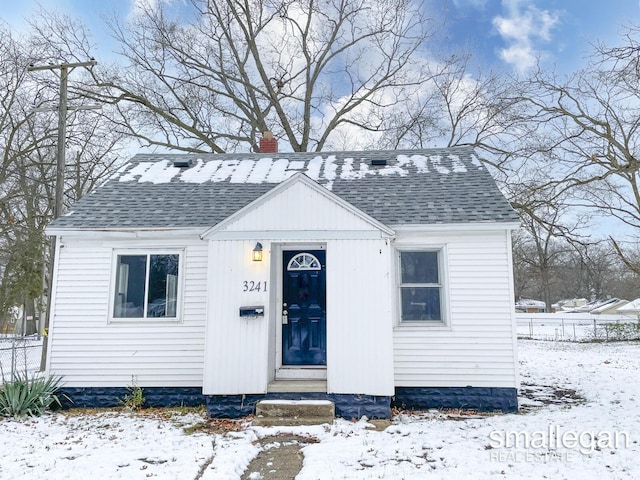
[202,171,395,238]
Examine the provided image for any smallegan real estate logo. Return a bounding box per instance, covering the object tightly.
[487,425,630,463]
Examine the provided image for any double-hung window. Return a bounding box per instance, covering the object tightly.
[399,250,444,322]
[113,252,180,319]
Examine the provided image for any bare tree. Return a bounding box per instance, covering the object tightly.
[568,242,621,300]
[519,27,640,272]
[509,184,582,311]
[77,0,434,153]
[378,53,534,173]
[0,15,125,329]
[0,21,51,322]
[512,229,639,307]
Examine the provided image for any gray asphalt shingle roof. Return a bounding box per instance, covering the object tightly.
[49,146,519,230]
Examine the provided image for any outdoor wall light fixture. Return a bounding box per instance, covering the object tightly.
[252,242,263,261]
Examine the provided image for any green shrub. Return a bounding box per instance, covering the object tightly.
[120,381,145,411]
[0,373,66,418]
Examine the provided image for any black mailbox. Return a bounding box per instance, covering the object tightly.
[239,306,264,317]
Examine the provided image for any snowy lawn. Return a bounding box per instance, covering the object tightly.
[2,339,639,479]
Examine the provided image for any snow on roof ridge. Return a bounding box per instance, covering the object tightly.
[117,151,471,188]
[516,299,546,307]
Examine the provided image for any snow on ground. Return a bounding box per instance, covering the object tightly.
[2,339,640,479]
[0,411,213,480]
[516,313,639,342]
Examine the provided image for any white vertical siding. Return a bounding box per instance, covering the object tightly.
[47,235,208,387]
[203,236,395,396]
[221,181,378,232]
[203,239,271,394]
[326,239,394,396]
[203,178,395,396]
[393,230,518,388]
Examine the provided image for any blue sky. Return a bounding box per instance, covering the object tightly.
[448,0,640,70]
[440,0,640,72]
[2,0,640,73]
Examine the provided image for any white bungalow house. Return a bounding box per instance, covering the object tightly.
[515,298,546,313]
[45,143,521,418]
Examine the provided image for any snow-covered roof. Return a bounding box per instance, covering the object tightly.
[590,298,628,314]
[516,299,546,308]
[563,298,628,314]
[552,298,588,310]
[617,298,640,313]
[48,146,520,230]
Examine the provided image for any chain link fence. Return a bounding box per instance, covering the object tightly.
[0,336,44,384]
[516,313,640,342]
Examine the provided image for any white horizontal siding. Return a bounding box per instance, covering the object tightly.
[393,230,517,388]
[47,236,208,388]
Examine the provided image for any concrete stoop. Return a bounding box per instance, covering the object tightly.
[252,399,335,426]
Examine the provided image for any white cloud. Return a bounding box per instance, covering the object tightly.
[493,0,560,72]
[453,0,488,9]
[128,0,176,19]
[131,0,159,13]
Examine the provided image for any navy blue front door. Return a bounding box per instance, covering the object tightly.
[282,250,326,365]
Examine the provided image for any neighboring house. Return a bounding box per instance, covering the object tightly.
[589,298,629,315]
[515,299,546,313]
[567,297,628,314]
[616,298,640,316]
[45,142,521,418]
[0,306,20,335]
[1,306,25,336]
[551,298,588,313]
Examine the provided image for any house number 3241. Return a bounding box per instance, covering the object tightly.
[242,281,267,292]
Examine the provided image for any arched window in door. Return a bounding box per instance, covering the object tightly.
[287,252,322,271]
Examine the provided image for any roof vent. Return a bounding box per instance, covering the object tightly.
[370,159,387,166]
[173,159,193,168]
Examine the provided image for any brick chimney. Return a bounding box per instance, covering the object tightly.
[259,131,278,153]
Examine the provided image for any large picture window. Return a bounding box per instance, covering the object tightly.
[399,250,443,322]
[113,253,180,319]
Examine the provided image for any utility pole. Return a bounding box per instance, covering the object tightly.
[29,60,98,219]
[27,60,98,371]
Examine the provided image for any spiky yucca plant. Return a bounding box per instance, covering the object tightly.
[0,373,66,418]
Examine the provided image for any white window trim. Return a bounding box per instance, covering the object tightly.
[108,248,185,324]
[395,245,450,328]
[274,243,327,373]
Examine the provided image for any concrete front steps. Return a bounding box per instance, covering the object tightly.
[253,399,335,426]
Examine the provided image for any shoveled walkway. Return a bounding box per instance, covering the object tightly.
[239,420,391,479]
[241,434,312,480]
